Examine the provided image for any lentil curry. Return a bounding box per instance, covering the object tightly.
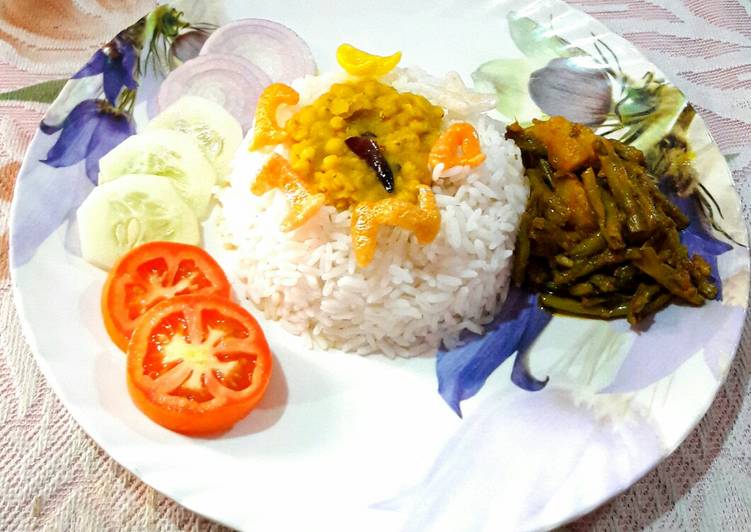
[248,44,487,267]
[284,78,444,209]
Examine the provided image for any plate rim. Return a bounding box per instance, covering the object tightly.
[7,0,751,529]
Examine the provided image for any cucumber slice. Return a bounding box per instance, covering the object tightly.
[146,95,242,179]
[77,174,200,269]
[99,129,216,218]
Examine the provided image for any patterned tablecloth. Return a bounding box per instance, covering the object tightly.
[1,0,749,530]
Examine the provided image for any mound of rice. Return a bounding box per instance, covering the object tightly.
[216,68,527,358]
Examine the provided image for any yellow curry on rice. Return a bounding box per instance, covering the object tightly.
[284,78,444,209]
[249,44,487,267]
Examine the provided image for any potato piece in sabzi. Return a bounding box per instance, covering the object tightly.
[526,116,597,172]
[251,83,300,150]
[251,153,325,231]
[351,185,440,267]
[336,43,402,77]
[553,175,597,231]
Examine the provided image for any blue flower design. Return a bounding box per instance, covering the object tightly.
[40,99,134,183]
[436,286,552,416]
[72,35,137,105]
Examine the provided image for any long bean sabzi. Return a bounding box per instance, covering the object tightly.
[507,116,718,325]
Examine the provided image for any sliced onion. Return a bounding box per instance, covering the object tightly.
[200,18,316,84]
[157,53,271,132]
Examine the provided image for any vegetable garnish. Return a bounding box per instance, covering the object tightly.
[77,174,200,270]
[200,19,316,84]
[102,242,231,351]
[336,43,402,77]
[351,185,440,267]
[158,54,272,133]
[98,129,217,218]
[146,95,244,179]
[251,153,325,231]
[345,134,395,193]
[251,83,300,150]
[507,116,720,324]
[127,294,272,435]
[428,122,486,169]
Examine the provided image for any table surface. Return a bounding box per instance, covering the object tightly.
[1,0,750,530]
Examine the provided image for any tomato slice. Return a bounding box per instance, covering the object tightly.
[102,242,231,351]
[127,295,272,435]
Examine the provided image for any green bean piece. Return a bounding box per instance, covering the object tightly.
[612,188,645,237]
[568,230,607,258]
[590,274,617,292]
[582,167,605,216]
[512,212,532,286]
[635,170,690,229]
[691,254,712,277]
[600,150,650,237]
[625,247,642,261]
[612,140,645,164]
[528,218,574,253]
[580,296,611,307]
[528,170,569,226]
[622,159,646,178]
[697,279,717,300]
[506,123,547,166]
[581,167,625,251]
[651,189,690,230]
[544,280,561,292]
[570,282,596,297]
[553,248,628,285]
[640,293,673,317]
[689,255,718,299]
[600,188,626,250]
[663,225,690,263]
[539,293,629,319]
[611,265,641,292]
[555,255,575,268]
[631,246,703,305]
[613,264,637,280]
[624,161,662,237]
[539,159,557,189]
[627,283,661,324]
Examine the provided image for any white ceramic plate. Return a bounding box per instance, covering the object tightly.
[10,0,749,530]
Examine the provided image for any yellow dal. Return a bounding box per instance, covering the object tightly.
[284,79,444,210]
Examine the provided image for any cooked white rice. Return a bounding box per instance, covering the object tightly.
[215,68,527,358]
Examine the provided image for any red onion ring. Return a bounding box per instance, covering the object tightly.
[157,53,271,132]
[200,18,316,84]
